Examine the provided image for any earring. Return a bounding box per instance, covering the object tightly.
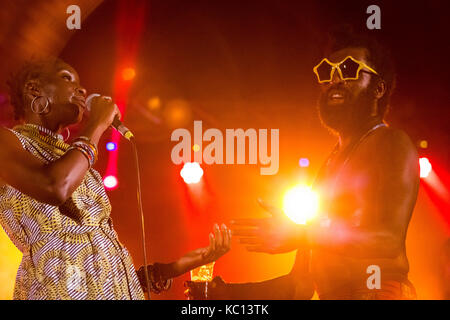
[62,127,70,142]
[31,96,49,114]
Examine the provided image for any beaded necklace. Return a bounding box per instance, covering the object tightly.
[13,123,69,155]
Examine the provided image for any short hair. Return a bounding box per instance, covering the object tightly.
[6,57,66,120]
[325,25,396,118]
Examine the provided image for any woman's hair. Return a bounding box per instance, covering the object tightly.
[325,25,396,118]
[6,57,66,120]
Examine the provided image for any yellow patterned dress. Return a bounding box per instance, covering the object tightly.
[0,124,145,300]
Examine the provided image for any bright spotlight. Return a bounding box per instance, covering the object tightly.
[104,175,118,189]
[180,162,204,184]
[283,185,319,224]
[419,157,432,178]
[106,142,117,151]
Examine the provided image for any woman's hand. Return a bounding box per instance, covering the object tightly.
[82,95,122,144]
[136,224,232,285]
[186,224,232,267]
[175,224,232,277]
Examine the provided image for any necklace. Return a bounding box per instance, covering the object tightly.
[325,122,387,203]
[21,123,64,140]
[340,122,387,169]
[14,123,69,154]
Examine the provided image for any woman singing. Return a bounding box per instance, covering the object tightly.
[0,58,231,300]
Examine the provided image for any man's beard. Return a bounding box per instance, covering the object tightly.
[317,85,375,135]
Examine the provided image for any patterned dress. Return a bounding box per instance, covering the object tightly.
[0,124,145,300]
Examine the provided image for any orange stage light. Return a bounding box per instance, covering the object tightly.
[164,99,192,128]
[122,67,136,81]
[282,185,319,225]
[147,96,161,110]
[419,140,428,149]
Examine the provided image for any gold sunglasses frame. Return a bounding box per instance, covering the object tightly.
[313,56,378,83]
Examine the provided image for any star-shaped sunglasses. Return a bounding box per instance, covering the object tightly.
[313,56,378,83]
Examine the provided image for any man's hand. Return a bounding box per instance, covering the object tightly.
[231,199,306,254]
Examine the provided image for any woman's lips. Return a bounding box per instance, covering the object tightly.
[72,97,86,109]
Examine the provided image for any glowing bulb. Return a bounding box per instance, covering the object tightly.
[106,142,117,151]
[283,185,319,224]
[104,175,118,189]
[419,157,432,178]
[180,162,204,184]
[419,140,428,149]
[299,158,310,167]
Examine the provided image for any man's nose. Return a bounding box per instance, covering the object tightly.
[330,68,344,85]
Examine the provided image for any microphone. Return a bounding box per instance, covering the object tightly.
[86,93,134,140]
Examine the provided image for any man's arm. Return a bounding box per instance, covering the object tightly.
[201,250,313,300]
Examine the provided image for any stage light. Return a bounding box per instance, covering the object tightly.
[122,68,136,81]
[180,162,204,184]
[104,175,118,189]
[299,158,310,167]
[147,96,161,110]
[164,99,192,128]
[283,185,319,224]
[106,142,117,151]
[419,157,432,178]
[192,144,200,152]
[419,140,428,149]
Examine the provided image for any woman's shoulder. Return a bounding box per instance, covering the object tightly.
[2,125,37,147]
[0,125,22,140]
[0,126,27,152]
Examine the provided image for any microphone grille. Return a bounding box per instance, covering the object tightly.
[85,93,101,111]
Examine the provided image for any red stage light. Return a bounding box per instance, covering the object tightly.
[419,157,432,178]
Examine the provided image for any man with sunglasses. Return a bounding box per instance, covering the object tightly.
[188,30,419,300]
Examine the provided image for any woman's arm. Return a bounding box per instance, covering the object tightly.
[0,125,103,206]
[137,224,231,290]
[0,96,120,206]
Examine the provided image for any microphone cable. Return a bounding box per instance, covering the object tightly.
[130,135,152,299]
[87,92,151,298]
